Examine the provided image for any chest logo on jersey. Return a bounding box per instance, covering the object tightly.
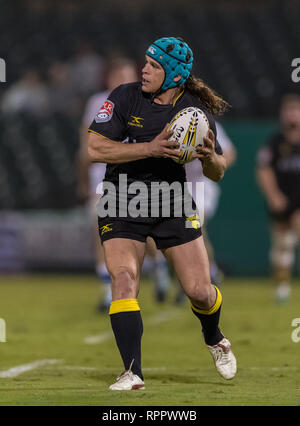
[128,115,144,128]
[95,100,114,123]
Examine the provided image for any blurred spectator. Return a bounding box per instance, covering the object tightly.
[79,57,138,198]
[81,57,138,131]
[47,61,82,118]
[256,94,300,302]
[1,68,50,116]
[69,41,104,98]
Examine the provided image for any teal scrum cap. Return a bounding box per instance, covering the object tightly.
[146,37,193,91]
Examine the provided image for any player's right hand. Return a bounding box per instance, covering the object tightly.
[147,123,181,160]
[268,191,289,213]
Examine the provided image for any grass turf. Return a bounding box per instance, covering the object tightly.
[0,274,299,406]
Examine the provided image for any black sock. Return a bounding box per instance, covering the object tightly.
[110,310,144,380]
[191,286,224,346]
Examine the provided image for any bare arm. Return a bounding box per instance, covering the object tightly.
[87,124,180,164]
[194,129,227,182]
[256,166,288,212]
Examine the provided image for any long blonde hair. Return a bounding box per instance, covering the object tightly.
[185,74,229,115]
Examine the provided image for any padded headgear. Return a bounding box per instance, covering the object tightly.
[146,37,193,91]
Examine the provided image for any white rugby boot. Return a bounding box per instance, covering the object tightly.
[207,337,237,380]
[109,370,145,391]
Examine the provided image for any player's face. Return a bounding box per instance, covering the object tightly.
[141,55,165,93]
[280,101,300,129]
[280,101,300,142]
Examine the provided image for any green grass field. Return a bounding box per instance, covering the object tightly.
[0,274,299,406]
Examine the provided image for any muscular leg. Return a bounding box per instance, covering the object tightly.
[202,225,223,286]
[103,238,146,379]
[161,235,237,380]
[162,236,215,307]
[162,236,223,345]
[104,238,145,300]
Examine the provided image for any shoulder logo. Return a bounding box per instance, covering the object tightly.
[128,115,144,128]
[95,100,114,123]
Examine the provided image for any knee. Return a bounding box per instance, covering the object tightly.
[270,231,296,268]
[109,266,138,299]
[188,282,214,309]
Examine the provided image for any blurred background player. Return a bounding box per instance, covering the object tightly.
[143,236,171,303]
[79,57,138,311]
[257,94,300,302]
[79,57,171,310]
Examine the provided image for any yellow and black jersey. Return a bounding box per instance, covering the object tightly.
[88,81,222,189]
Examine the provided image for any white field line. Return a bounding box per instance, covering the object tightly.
[60,365,166,372]
[146,309,178,326]
[250,366,299,371]
[84,309,179,345]
[0,359,60,378]
[84,331,113,345]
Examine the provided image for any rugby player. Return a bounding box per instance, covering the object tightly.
[80,57,171,310]
[257,94,300,302]
[88,37,237,390]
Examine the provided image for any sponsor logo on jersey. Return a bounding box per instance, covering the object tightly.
[185,215,201,229]
[95,100,114,123]
[100,223,113,235]
[128,116,144,128]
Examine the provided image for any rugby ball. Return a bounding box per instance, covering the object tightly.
[168,107,209,164]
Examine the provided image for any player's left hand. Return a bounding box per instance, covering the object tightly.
[194,129,215,161]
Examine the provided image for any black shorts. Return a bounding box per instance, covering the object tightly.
[97,216,202,250]
[268,201,300,223]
